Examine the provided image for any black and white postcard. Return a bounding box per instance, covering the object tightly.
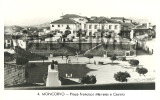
[1,0,160,100]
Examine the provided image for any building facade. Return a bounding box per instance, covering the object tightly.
[86,17,121,37]
[50,14,121,39]
[50,14,88,38]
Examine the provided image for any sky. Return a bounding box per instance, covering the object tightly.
[2,0,159,26]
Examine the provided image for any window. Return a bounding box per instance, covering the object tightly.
[84,24,86,29]
[89,25,92,29]
[79,19,84,21]
[102,25,105,29]
[52,25,54,27]
[115,25,118,29]
[94,25,97,29]
[109,25,112,29]
[7,40,10,43]
[89,31,92,36]
[58,25,60,27]
[66,25,70,29]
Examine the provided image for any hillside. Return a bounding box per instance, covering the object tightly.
[4,25,24,33]
[28,22,50,28]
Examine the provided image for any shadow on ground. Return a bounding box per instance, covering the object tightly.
[106,63,120,65]
[136,50,151,56]
[26,62,96,83]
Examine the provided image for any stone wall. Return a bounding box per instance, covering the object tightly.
[4,63,26,87]
[26,42,135,56]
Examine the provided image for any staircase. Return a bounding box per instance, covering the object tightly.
[83,43,102,55]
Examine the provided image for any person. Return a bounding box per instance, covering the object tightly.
[62,54,63,59]
[68,57,71,63]
[94,60,96,65]
[66,55,69,63]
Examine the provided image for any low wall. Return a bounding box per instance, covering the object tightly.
[5,82,155,90]
[4,63,26,87]
[136,41,154,54]
[26,42,135,56]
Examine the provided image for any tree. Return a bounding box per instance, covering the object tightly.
[77,29,82,51]
[22,30,28,34]
[129,59,139,71]
[114,71,130,82]
[136,67,148,76]
[86,54,94,63]
[80,75,97,84]
[110,55,117,64]
[16,57,28,65]
[129,59,139,66]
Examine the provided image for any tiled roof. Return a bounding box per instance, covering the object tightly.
[87,17,119,23]
[111,17,124,19]
[134,25,148,29]
[61,14,81,18]
[121,23,135,28]
[51,18,79,24]
[111,17,131,21]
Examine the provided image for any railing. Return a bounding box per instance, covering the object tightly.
[5,82,155,90]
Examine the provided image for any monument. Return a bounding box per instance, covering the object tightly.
[46,61,61,86]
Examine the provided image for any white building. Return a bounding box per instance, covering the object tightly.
[50,14,88,38]
[86,17,121,37]
[50,15,121,40]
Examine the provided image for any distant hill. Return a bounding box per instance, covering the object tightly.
[4,25,24,33]
[4,22,51,34]
[29,22,50,28]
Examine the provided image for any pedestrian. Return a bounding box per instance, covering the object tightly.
[94,60,96,65]
[68,57,71,63]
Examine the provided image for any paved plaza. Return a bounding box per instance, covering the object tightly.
[29,50,155,84]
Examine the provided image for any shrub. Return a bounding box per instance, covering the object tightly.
[129,59,139,66]
[114,71,130,82]
[98,61,104,65]
[16,57,28,65]
[80,75,96,84]
[110,55,117,64]
[117,56,126,61]
[136,67,148,76]
[86,54,94,63]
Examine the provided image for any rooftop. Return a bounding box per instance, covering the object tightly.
[111,17,132,21]
[134,25,149,29]
[87,17,119,24]
[51,18,79,24]
[111,17,125,19]
[61,14,81,18]
[121,23,135,28]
